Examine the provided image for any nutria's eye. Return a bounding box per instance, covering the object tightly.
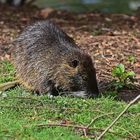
[70,60,79,68]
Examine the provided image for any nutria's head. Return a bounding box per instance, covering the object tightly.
[48,50,99,98]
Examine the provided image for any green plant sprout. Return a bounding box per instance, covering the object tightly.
[111,63,135,90]
[127,55,136,64]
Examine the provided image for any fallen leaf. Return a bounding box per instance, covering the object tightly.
[40,8,54,18]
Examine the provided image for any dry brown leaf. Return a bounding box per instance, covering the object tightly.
[39,8,54,18]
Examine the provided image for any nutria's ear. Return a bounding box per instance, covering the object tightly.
[69,59,79,68]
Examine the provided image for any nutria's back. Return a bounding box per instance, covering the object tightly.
[12,20,99,98]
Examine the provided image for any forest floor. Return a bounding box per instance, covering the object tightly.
[0,4,140,140]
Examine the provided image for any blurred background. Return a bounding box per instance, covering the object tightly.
[33,0,140,14]
[1,0,140,14]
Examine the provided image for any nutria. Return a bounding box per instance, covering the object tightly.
[12,20,99,98]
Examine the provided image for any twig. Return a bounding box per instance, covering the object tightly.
[36,123,87,130]
[33,122,138,140]
[35,113,114,137]
[36,123,89,138]
[97,94,140,140]
[83,129,87,137]
[94,128,138,140]
[82,113,115,137]
[86,113,115,129]
[118,126,138,140]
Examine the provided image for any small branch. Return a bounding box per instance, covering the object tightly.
[86,113,115,129]
[83,113,115,137]
[36,113,115,137]
[94,128,138,140]
[97,94,140,140]
[118,126,138,140]
[33,122,138,140]
[36,123,89,138]
[36,123,87,130]
[83,129,87,137]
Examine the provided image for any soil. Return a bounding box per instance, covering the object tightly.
[0,4,140,102]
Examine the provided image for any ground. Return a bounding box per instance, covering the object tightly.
[0,4,140,140]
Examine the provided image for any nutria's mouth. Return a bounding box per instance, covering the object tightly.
[57,90,98,98]
[54,83,98,98]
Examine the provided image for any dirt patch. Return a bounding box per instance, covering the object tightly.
[117,90,140,102]
[0,4,140,102]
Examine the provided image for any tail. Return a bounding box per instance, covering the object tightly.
[0,80,20,91]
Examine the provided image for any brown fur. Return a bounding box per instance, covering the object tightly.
[12,20,99,98]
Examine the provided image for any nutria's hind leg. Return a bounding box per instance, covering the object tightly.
[0,80,19,91]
